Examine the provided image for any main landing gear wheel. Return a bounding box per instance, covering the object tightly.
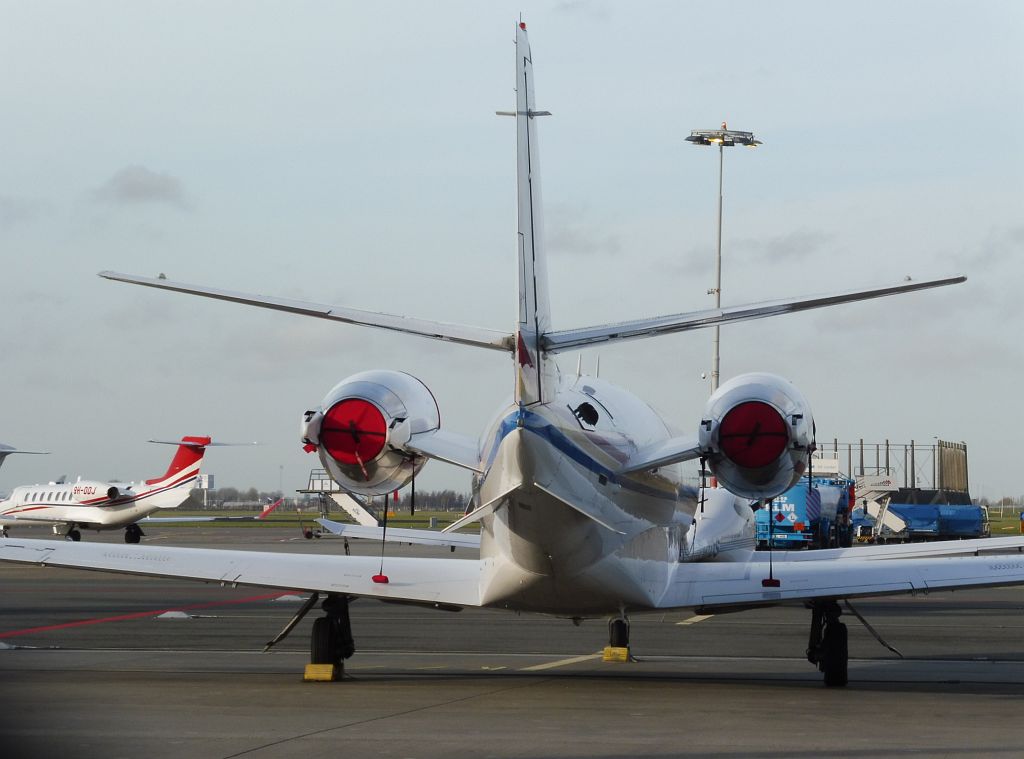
[66,528,81,542]
[124,523,143,544]
[608,617,630,649]
[806,599,848,687]
[310,595,356,676]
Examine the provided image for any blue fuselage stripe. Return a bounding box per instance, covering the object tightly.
[484,410,679,503]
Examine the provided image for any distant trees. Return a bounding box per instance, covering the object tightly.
[395,489,468,513]
[185,487,284,510]
[185,487,470,512]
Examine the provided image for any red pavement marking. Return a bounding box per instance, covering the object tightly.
[0,591,294,638]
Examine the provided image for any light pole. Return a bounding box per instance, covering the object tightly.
[686,123,761,394]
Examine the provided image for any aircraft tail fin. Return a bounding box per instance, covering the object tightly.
[145,436,211,486]
[511,22,555,405]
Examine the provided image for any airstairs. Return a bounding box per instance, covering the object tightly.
[300,469,381,527]
[854,473,908,542]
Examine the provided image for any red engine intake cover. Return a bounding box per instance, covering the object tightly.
[718,400,788,469]
[320,398,387,466]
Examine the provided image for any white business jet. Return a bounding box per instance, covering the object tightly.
[3,23,1023,687]
[0,436,265,542]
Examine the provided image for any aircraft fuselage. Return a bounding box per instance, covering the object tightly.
[475,371,715,615]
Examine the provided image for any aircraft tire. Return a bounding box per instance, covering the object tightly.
[67,529,81,542]
[609,618,629,648]
[124,524,142,544]
[311,617,340,665]
[821,621,848,687]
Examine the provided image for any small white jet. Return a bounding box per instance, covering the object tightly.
[3,24,1024,687]
[0,436,212,543]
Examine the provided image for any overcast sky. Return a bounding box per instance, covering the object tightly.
[2,1,1021,501]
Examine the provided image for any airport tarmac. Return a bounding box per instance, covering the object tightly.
[2,526,1024,759]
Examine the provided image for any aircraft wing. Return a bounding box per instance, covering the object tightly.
[661,551,1024,612]
[98,271,513,352]
[0,537,482,607]
[0,513,73,524]
[542,275,966,353]
[140,514,269,524]
[767,535,1024,562]
[142,498,285,524]
[317,518,481,549]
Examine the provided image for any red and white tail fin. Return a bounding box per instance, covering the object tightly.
[145,436,211,486]
[256,498,284,520]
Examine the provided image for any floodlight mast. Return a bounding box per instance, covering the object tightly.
[686,124,761,394]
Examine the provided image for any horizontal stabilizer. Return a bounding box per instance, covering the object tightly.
[0,444,48,472]
[147,439,258,447]
[317,519,480,549]
[99,271,513,352]
[543,275,966,353]
[620,435,703,474]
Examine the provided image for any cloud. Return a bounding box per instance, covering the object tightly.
[664,243,715,277]
[0,194,48,229]
[948,224,1024,269]
[92,165,190,209]
[659,229,832,280]
[553,1,609,18]
[730,228,834,264]
[546,204,622,258]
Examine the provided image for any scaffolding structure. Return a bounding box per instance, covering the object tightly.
[816,439,968,493]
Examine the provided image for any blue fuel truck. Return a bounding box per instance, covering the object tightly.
[755,475,855,549]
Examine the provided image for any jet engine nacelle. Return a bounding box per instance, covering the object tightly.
[698,372,814,500]
[301,370,439,496]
